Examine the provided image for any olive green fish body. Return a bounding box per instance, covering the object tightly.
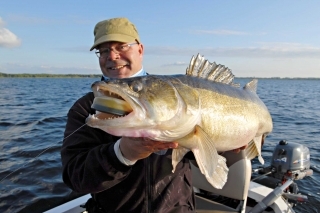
[86,54,273,189]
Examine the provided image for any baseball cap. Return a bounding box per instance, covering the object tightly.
[90,17,140,51]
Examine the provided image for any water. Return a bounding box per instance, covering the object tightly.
[0,78,319,212]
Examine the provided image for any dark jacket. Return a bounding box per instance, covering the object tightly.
[61,92,195,213]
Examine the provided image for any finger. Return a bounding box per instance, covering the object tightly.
[232,148,240,153]
[240,144,248,150]
[155,142,178,149]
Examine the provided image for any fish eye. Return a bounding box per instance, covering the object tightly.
[129,81,143,92]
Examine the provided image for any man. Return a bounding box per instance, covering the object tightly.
[61,17,246,213]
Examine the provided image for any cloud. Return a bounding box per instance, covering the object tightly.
[145,43,320,58]
[7,14,54,25]
[191,29,266,36]
[162,61,188,67]
[60,46,92,53]
[194,29,249,36]
[0,17,5,27]
[7,14,91,25]
[0,17,21,48]
[0,62,100,74]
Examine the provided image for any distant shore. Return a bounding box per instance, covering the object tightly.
[0,72,319,79]
[0,73,102,78]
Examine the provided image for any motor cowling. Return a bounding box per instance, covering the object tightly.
[251,140,312,206]
[271,140,312,180]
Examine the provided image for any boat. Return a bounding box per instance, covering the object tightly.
[44,140,312,213]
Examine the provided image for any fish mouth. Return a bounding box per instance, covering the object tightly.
[92,93,133,117]
[91,86,135,120]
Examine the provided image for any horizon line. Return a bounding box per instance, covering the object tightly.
[0,72,319,79]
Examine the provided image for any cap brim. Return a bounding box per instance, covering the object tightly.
[90,34,137,51]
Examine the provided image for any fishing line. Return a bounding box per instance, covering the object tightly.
[0,123,87,183]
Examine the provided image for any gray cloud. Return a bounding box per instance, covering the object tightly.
[194,29,249,35]
[59,46,92,53]
[0,17,5,27]
[0,62,100,74]
[145,43,320,58]
[7,14,91,25]
[7,15,49,24]
[161,61,188,67]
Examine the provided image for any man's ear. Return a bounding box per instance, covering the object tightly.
[138,43,144,56]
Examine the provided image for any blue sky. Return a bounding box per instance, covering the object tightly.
[1,1,319,77]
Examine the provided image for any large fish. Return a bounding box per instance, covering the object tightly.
[86,54,273,189]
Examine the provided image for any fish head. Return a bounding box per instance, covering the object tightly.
[86,76,195,138]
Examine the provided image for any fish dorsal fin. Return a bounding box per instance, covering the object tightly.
[244,79,258,93]
[186,53,238,87]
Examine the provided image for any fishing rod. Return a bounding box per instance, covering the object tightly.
[0,123,87,183]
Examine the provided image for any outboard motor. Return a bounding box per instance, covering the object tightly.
[271,140,312,181]
[252,140,313,206]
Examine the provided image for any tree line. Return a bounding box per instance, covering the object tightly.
[0,72,102,78]
[0,72,319,79]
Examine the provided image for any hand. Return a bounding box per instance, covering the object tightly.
[119,137,178,161]
[232,144,248,153]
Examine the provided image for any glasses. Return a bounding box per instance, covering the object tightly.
[95,42,138,58]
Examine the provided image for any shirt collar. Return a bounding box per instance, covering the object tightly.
[102,67,146,80]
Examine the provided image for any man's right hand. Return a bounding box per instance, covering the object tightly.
[119,137,178,161]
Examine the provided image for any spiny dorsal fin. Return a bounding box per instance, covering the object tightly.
[244,79,258,93]
[186,53,238,87]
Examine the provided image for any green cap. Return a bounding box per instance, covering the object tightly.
[90,17,140,51]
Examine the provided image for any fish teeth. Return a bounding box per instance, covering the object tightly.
[105,114,128,120]
[106,91,123,99]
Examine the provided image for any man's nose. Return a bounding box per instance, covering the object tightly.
[107,49,120,60]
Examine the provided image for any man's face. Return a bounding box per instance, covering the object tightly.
[98,41,144,79]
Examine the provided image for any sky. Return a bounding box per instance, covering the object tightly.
[0,1,320,78]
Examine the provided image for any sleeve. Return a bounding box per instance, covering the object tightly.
[114,139,137,166]
[60,92,132,194]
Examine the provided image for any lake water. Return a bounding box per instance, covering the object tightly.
[0,77,319,213]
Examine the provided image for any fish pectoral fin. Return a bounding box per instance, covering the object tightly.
[187,125,228,189]
[245,135,265,164]
[172,147,190,173]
